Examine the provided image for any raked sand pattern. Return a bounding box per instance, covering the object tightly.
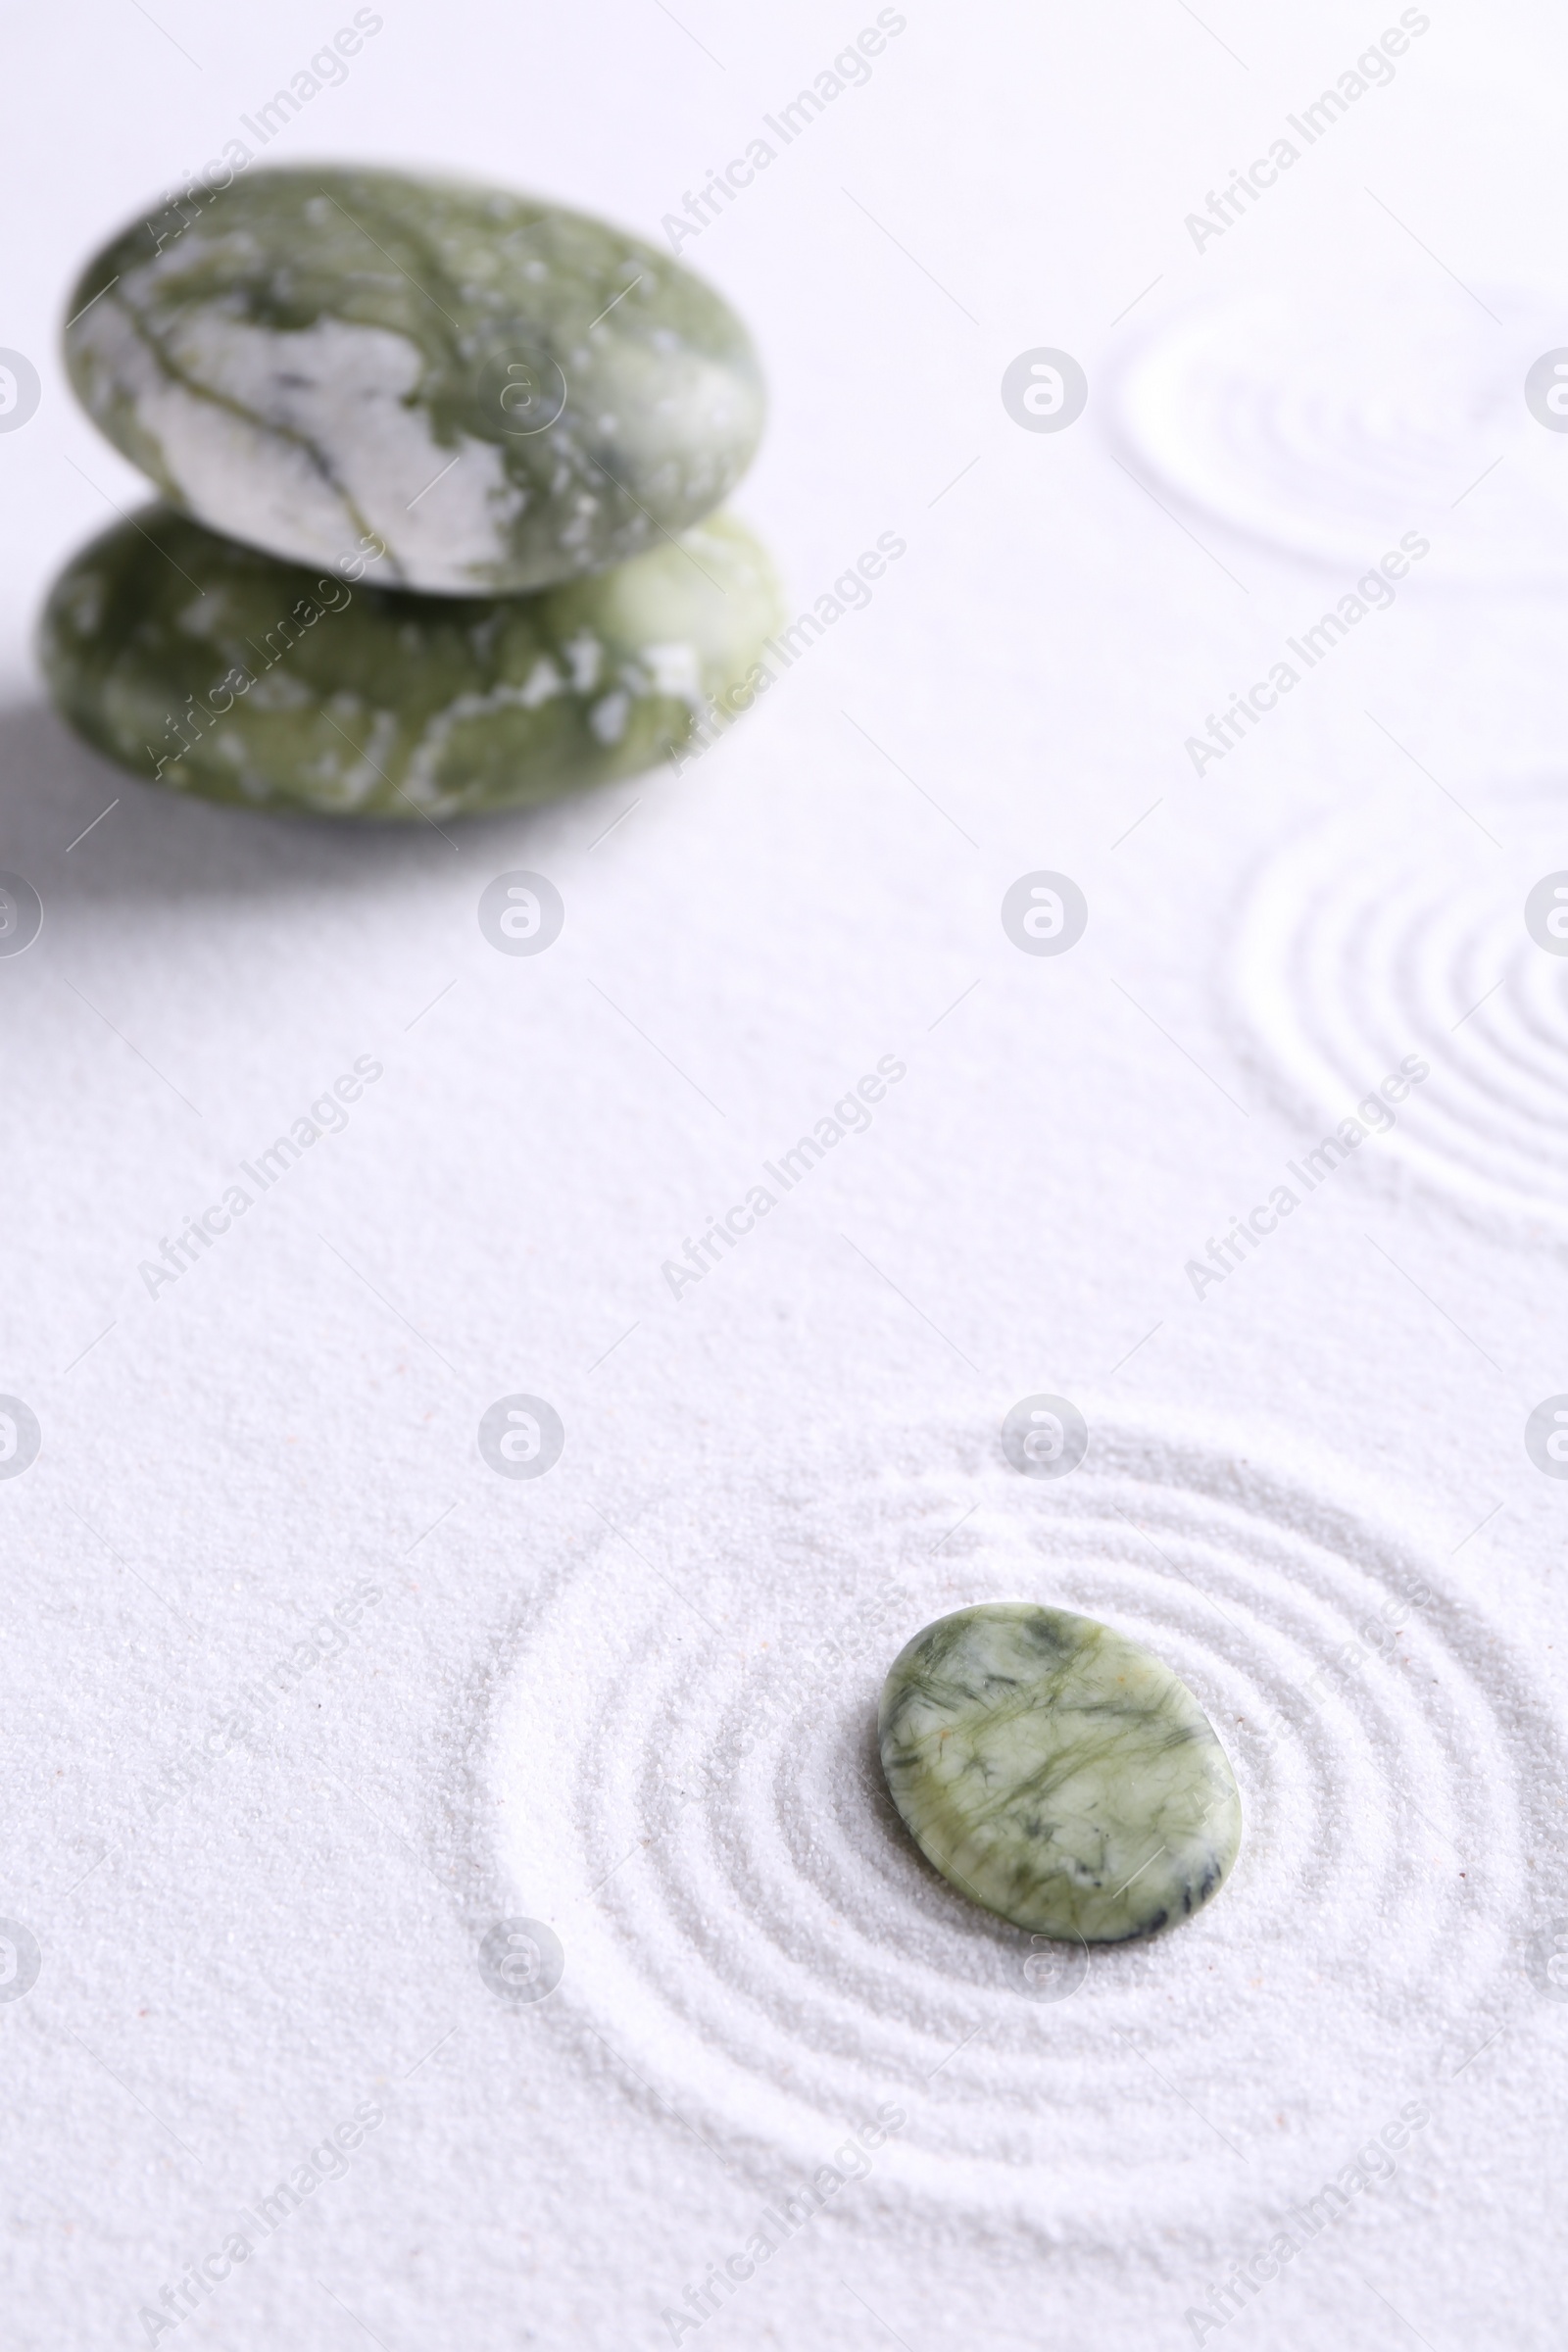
[1227,782,1568,1245]
[482,1413,1559,2244]
[1109,279,1568,582]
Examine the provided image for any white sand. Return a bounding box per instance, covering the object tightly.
[3,6,1565,2348]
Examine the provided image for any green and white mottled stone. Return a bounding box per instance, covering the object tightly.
[878,1604,1242,1942]
[64,166,764,594]
[39,505,782,820]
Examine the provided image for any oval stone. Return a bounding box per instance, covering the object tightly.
[63,167,765,594]
[878,1603,1242,1942]
[39,505,782,820]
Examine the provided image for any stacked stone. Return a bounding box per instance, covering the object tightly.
[41,167,782,820]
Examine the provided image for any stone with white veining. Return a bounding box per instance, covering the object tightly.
[878,1603,1242,1942]
[64,167,764,594]
[39,505,781,820]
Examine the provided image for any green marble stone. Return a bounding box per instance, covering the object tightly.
[878,1603,1242,1943]
[64,166,764,594]
[39,505,782,820]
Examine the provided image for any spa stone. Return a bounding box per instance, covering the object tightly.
[64,166,765,594]
[878,1603,1242,1942]
[39,505,782,820]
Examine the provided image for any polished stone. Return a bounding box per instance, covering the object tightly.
[878,1603,1242,1942]
[39,505,782,820]
[64,167,764,593]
